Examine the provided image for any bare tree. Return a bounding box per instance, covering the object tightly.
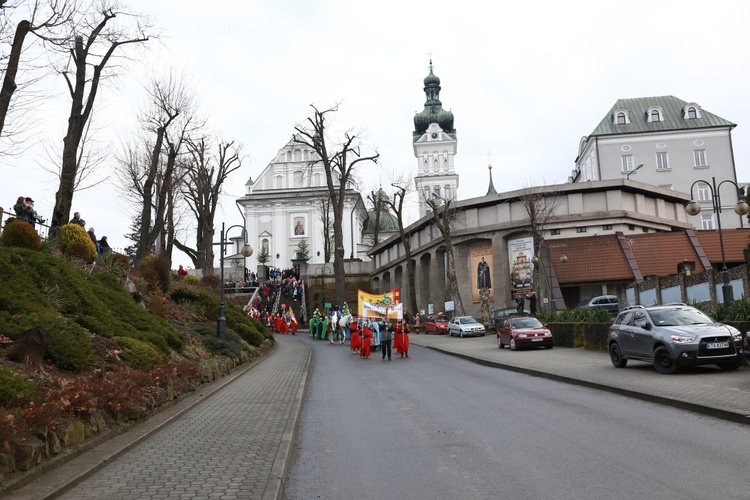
[175,137,243,273]
[52,2,151,226]
[132,71,196,262]
[425,194,465,316]
[366,187,388,247]
[385,180,418,318]
[294,104,379,305]
[520,185,561,305]
[0,0,74,139]
[316,196,333,263]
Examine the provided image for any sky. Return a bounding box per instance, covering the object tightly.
[2,0,749,266]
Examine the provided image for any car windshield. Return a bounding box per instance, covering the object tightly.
[434,316,449,322]
[576,297,594,307]
[648,307,714,326]
[511,317,543,329]
[460,317,478,324]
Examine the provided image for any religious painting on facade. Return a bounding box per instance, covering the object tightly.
[291,214,306,237]
[508,237,535,293]
[470,243,494,303]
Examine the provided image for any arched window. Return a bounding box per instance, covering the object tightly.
[647,106,664,122]
[683,104,701,120]
[687,107,697,119]
[616,112,627,125]
[651,110,660,121]
[293,171,303,187]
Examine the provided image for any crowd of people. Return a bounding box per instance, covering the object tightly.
[305,306,411,361]
[7,200,110,255]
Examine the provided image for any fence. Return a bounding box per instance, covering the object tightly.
[625,265,749,306]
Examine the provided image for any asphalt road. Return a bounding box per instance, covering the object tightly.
[284,337,750,500]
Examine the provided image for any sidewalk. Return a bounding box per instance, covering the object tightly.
[5,335,311,500]
[409,333,750,424]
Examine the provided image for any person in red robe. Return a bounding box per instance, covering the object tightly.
[393,319,410,358]
[360,324,372,358]
[350,319,361,353]
[274,314,284,334]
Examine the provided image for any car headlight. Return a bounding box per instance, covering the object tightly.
[670,334,696,343]
[731,331,742,342]
[517,333,527,338]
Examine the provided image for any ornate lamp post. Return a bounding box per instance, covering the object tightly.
[532,243,568,314]
[685,177,750,306]
[216,222,253,340]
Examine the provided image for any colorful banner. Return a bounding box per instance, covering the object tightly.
[508,237,535,292]
[358,288,401,319]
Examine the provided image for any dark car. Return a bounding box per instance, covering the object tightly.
[497,316,554,350]
[489,307,530,330]
[424,315,449,334]
[607,304,743,374]
[576,295,619,315]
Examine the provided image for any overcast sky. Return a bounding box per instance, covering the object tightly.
[2,0,749,265]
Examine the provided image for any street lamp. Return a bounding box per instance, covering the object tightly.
[532,244,568,313]
[216,222,253,340]
[685,177,750,306]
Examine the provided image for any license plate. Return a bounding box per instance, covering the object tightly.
[531,338,542,342]
[706,341,729,349]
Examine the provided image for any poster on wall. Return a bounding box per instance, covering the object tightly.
[291,214,307,237]
[470,243,494,303]
[508,237,535,293]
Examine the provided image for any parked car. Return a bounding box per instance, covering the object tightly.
[576,295,619,315]
[607,304,743,374]
[424,314,450,334]
[489,307,530,330]
[447,316,486,337]
[496,316,554,350]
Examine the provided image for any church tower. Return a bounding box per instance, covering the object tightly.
[413,60,459,218]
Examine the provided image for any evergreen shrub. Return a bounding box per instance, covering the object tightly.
[115,336,164,369]
[0,366,42,404]
[59,224,96,262]
[0,220,41,250]
[183,274,200,285]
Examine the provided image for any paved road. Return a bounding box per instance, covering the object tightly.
[5,330,750,499]
[285,335,750,500]
[409,333,750,423]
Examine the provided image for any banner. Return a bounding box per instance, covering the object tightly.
[470,243,494,303]
[508,237,535,292]
[358,288,401,319]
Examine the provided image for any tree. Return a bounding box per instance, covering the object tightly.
[294,105,379,305]
[131,71,197,262]
[295,240,310,262]
[0,0,74,140]
[384,181,418,318]
[256,243,270,265]
[176,137,243,273]
[425,194,465,316]
[366,188,388,247]
[519,185,561,304]
[52,3,151,227]
[316,196,333,262]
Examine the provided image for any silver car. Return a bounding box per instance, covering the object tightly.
[448,316,486,338]
[607,304,743,374]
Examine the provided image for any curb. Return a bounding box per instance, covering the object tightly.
[262,341,312,500]
[420,344,750,426]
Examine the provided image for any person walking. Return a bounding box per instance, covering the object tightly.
[414,313,421,334]
[380,321,393,361]
[393,319,410,358]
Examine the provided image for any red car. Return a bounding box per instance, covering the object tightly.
[497,316,554,350]
[424,314,449,334]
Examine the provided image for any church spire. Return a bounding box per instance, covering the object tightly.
[486,163,497,195]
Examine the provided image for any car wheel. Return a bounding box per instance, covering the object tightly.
[448,329,452,337]
[460,330,464,338]
[544,344,554,349]
[481,332,485,337]
[497,336,504,349]
[717,359,741,371]
[609,343,627,368]
[653,346,677,374]
[510,338,518,351]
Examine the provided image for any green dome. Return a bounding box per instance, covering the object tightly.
[424,69,440,87]
[363,210,399,234]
